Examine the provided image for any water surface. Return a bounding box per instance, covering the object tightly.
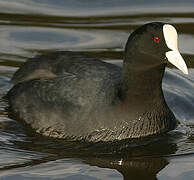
[0,0,194,179]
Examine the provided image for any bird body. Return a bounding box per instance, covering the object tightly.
[6,22,188,142]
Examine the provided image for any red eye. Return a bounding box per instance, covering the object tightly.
[154,36,160,43]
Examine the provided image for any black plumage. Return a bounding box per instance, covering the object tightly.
[6,22,181,142]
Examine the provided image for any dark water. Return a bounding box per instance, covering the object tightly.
[0,0,194,179]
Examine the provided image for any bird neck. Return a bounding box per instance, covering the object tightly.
[121,53,166,109]
[117,54,177,138]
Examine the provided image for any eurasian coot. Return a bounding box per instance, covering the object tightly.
[6,22,188,142]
